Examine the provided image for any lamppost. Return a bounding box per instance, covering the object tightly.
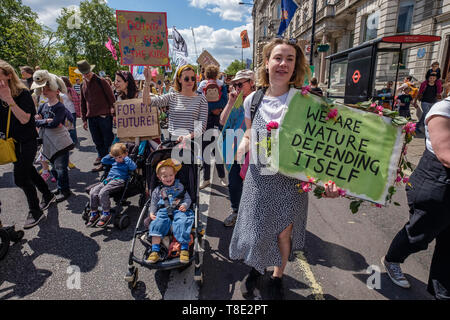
[310,0,318,67]
[239,1,254,70]
[234,46,244,66]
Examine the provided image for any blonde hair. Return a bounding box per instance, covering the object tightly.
[257,38,310,88]
[0,59,28,98]
[110,143,127,157]
[174,65,197,92]
[205,65,219,80]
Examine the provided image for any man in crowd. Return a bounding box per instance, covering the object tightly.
[77,60,116,172]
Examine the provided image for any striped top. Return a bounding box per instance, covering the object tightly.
[150,91,208,138]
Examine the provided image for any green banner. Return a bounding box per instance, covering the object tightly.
[271,92,403,204]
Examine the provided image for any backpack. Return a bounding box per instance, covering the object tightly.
[203,80,222,102]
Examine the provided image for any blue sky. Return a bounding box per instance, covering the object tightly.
[23,0,254,69]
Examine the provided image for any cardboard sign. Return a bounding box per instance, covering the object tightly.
[116,10,170,66]
[69,67,82,84]
[197,50,220,68]
[217,92,245,171]
[270,92,403,204]
[115,98,160,139]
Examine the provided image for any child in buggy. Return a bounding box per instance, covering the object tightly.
[85,142,137,228]
[145,158,194,264]
[82,140,152,230]
[124,140,205,289]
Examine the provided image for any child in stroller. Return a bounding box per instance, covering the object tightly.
[82,140,151,229]
[145,158,194,264]
[86,142,137,228]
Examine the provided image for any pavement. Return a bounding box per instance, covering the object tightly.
[0,121,434,300]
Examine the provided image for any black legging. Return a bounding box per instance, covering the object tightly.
[13,139,52,214]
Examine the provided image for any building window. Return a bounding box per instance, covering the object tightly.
[362,11,379,43]
[397,0,414,33]
[391,49,409,70]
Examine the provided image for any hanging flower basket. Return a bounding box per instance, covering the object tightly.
[317,44,330,52]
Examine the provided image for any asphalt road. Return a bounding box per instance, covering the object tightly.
[0,125,435,300]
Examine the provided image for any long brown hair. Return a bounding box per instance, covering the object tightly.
[257,38,310,88]
[0,59,28,97]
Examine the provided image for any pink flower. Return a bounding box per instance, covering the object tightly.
[370,102,377,108]
[337,188,346,197]
[301,182,312,193]
[402,177,409,184]
[403,122,416,134]
[307,176,316,183]
[325,108,338,121]
[266,121,279,132]
[378,111,383,116]
[395,175,402,183]
[301,86,311,95]
[376,106,384,113]
[375,204,383,208]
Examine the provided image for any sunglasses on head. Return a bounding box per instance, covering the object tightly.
[183,76,196,82]
[233,79,250,89]
[275,35,298,45]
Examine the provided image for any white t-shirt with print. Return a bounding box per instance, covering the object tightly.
[60,93,76,114]
[243,90,291,123]
[425,97,450,154]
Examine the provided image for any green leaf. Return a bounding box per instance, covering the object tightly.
[394,202,401,206]
[350,200,363,214]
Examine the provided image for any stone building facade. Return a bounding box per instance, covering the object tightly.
[252,0,450,88]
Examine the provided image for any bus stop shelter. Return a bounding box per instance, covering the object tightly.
[326,34,441,105]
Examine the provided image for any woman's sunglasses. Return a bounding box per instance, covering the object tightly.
[183,76,196,82]
[233,79,250,89]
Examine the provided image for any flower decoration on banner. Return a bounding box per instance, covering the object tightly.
[301,86,311,95]
[257,121,279,158]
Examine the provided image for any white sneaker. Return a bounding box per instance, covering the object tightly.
[381,256,411,288]
[199,180,211,189]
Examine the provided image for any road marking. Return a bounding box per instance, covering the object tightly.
[163,165,212,300]
[295,251,324,300]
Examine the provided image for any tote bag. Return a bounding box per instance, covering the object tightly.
[0,105,17,165]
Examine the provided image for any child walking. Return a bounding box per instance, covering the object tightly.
[87,143,137,228]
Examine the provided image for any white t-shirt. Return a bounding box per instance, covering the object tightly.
[244,90,291,123]
[60,93,76,114]
[425,97,450,154]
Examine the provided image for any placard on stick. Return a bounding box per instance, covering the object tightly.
[270,92,403,205]
[115,98,160,140]
[116,10,170,66]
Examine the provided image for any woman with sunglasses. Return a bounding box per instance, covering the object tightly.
[219,69,255,227]
[143,65,208,146]
[228,38,339,300]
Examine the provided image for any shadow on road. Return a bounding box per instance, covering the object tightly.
[305,231,370,272]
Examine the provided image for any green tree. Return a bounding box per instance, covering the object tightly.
[56,0,123,77]
[0,0,52,69]
[224,60,246,75]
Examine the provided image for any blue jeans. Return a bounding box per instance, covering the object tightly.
[418,101,435,130]
[50,151,70,193]
[88,115,114,158]
[149,208,194,245]
[228,162,243,213]
[68,113,78,146]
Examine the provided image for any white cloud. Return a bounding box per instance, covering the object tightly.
[189,0,252,22]
[174,23,253,70]
[23,0,80,30]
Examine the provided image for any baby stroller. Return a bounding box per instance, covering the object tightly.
[81,140,153,230]
[124,140,205,289]
[0,200,24,260]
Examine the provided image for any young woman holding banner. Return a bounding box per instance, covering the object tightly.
[143,65,208,145]
[228,38,339,300]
